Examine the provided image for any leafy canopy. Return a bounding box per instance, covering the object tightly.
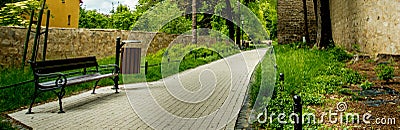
[0,0,42,26]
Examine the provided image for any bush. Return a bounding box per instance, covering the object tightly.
[341,68,364,85]
[359,80,373,90]
[375,63,394,82]
[324,66,364,85]
[328,47,353,62]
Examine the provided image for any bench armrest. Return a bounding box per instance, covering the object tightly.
[35,73,67,87]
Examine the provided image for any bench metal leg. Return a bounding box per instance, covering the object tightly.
[57,88,66,113]
[26,89,39,114]
[92,80,101,94]
[114,76,119,93]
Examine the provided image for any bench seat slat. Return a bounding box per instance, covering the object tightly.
[38,73,117,90]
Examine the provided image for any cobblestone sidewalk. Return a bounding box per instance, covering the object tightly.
[9,48,267,129]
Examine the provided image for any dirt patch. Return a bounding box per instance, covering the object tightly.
[316,58,400,129]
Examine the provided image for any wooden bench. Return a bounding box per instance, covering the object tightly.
[27,56,119,114]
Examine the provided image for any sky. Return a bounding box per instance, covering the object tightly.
[81,0,139,14]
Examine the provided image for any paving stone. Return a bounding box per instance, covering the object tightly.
[8,49,268,129]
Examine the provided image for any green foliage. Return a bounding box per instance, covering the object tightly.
[79,4,136,30]
[310,75,342,94]
[109,7,136,30]
[0,0,42,26]
[0,116,15,130]
[132,0,183,32]
[323,65,364,85]
[300,92,325,105]
[249,65,262,107]
[359,80,373,90]
[78,7,110,29]
[375,63,395,82]
[328,47,353,62]
[77,0,278,40]
[340,68,364,85]
[144,43,239,81]
[264,90,293,129]
[160,16,191,34]
[115,4,129,13]
[366,59,374,63]
[352,43,360,52]
[134,0,164,18]
[179,48,222,71]
[248,43,365,129]
[288,41,310,49]
[1,0,24,8]
[264,0,277,39]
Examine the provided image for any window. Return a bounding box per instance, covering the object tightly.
[68,15,71,25]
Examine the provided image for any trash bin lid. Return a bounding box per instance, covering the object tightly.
[122,40,141,43]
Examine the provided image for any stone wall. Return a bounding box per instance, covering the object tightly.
[330,0,400,56]
[0,27,226,67]
[0,27,129,67]
[277,0,317,44]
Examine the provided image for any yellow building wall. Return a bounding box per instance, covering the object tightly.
[42,0,81,28]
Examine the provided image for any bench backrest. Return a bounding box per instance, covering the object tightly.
[31,56,98,74]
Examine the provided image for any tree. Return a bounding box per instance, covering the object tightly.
[314,0,333,48]
[78,7,110,29]
[265,0,277,39]
[115,3,129,13]
[235,1,240,47]
[302,0,310,44]
[110,4,135,30]
[224,0,235,41]
[0,0,24,8]
[133,0,164,23]
[79,4,136,30]
[0,0,41,26]
[78,0,277,40]
[191,0,197,44]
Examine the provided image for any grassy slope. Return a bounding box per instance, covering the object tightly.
[249,43,363,129]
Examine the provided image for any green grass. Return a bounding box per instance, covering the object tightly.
[0,42,240,129]
[0,116,14,130]
[249,44,363,129]
[121,43,240,82]
[144,47,224,81]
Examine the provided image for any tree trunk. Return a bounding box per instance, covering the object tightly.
[225,0,235,42]
[302,0,310,44]
[313,0,320,45]
[236,1,241,48]
[320,0,333,48]
[192,0,197,44]
[315,0,334,48]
